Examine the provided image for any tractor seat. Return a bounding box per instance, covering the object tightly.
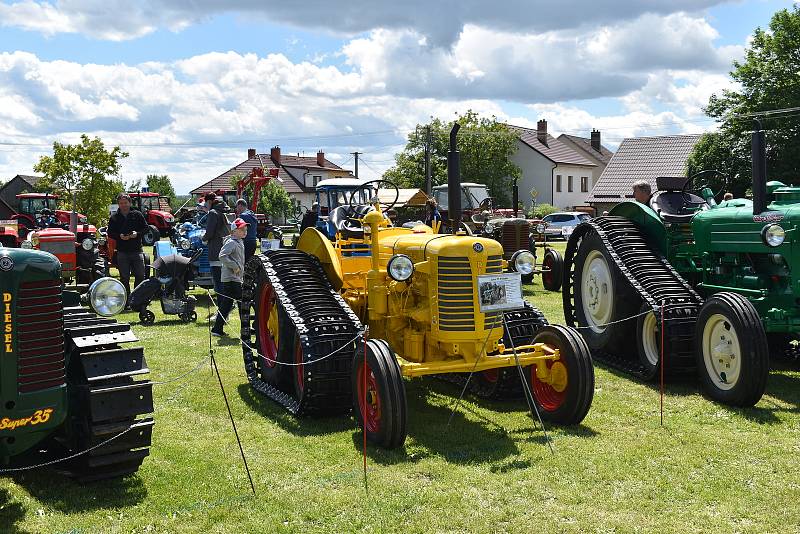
[649,190,705,223]
[329,204,376,239]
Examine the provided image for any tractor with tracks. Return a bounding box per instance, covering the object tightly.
[563,124,788,407]
[240,125,594,448]
[0,247,154,480]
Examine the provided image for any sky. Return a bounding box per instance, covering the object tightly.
[0,0,795,194]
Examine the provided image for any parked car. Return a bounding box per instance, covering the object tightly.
[537,212,592,239]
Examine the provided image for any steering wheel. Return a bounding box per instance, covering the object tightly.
[681,169,728,205]
[348,179,399,214]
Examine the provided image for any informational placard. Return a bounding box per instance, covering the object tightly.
[261,238,281,251]
[477,273,524,312]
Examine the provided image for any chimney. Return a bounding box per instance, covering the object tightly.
[316,151,325,167]
[270,146,281,165]
[247,148,256,159]
[591,129,601,152]
[537,119,548,145]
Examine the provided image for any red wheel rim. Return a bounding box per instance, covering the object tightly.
[542,255,553,286]
[295,339,304,393]
[530,360,567,412]
[257,284,278,368]
[357,361,382,433]
[482,368,500,383]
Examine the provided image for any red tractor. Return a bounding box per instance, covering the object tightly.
[127,192,175,245]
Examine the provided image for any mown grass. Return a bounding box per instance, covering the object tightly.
[3,242,800,533]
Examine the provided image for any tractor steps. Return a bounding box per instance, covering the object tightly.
[240,250,363,416]
[563,216,703,379]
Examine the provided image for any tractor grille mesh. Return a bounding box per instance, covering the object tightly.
[501,221,529,260]
[437,254,503,332]
[16,279,66,393]
[39,241,74,256]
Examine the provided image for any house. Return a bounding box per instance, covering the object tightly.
[588,134,702,215]
[191,147,353,211]
[510,121,609,211]
[557,130,614,177]
[0,174,43,219]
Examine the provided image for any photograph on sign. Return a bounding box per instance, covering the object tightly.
[261,238,281,251]
[477,273,524,312]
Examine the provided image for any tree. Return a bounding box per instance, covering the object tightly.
[383,110,521,205]
[146,174,177,206]
[33,134,128,224]
[688,6,800,196]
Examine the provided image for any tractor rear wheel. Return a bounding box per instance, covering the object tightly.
[142,225,159,246]
[541,248,563,292]
[252,272,292,389]
[351,339,407,449]
[525,325,594,425]
[572,231,639,355]
[635,303,661,380]
[695,292,768,407]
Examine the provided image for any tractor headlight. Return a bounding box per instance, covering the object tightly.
[387,254,414,282]
[511,250,536,275]
[180,238,191,250]
[536,223,545,234]
[98,235,107,246]
[484,222,494,234]
[20,240,33,249]
[762,224,785,247]
[81,237,94,251]
[88,277,127,317]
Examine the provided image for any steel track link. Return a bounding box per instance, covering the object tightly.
[240,250,363,416]
[563,217,703,379]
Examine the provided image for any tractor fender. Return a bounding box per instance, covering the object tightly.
[608,201,668,255]
[296,227,343,290]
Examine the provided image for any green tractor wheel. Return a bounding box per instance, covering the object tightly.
[572,232,639,355]
[351,339,407,449]
[695,292,768,407]
[525,325,594,425]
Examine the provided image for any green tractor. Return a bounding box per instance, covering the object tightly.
[0,248,154,481]
[564,125,788,407]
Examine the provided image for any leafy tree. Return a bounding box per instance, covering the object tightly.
[33,135,128,224]
[528,203,559,219]
[688,6,800,196]
[384,110,521,205]
[146,174,177,206]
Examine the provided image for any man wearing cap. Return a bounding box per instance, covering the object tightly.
[211,217,248,337]
[235,199,259,262]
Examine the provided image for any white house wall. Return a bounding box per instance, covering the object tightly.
[552,164,595,209]
[510,139,554,210]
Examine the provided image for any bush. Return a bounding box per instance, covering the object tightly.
[528,203,558,219]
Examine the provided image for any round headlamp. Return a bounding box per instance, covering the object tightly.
[81,237,94,251]
[20,240,33,249]
[762,224,785,247]
[98,235,107,246]
[536,223,545,234]
[511,250,536,275]
[180,238,191,250]
[87,277,127,317]
[78,215,88,224]
[484,222,494,234]
[387,254,414,282]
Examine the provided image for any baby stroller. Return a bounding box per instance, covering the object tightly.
[130,241,201,325]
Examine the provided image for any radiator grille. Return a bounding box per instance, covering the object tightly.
[501,221,529,260]
[16,279,66,393]
[437,254,503,332]
[39,241,75,256]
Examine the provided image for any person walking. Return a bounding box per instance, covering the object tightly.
[107,193,148,303]
[211,218,248,337]
[235,199,259,262]
[202,192,230,294]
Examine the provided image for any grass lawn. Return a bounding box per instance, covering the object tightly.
[3,242,800,533]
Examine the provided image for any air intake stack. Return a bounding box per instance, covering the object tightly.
[447,123,462,233]
[752,119,768,215]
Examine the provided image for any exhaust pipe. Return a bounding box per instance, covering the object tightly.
[752,119,768,215]
[512,179,519,217]
[447,123,462,233]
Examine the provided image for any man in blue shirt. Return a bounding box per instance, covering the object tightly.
[235,198,259,261]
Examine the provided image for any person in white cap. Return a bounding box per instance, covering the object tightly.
[211,217,248,337]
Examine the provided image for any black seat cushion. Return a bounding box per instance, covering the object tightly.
[649,191,706,223]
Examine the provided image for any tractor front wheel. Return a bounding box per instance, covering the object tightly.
[695,292,768,407]
[142,225,159,246]
[526,325,594,425]
[352,339,407,449]
[541,248,563,292]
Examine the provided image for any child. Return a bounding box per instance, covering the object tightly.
[211,218,248,337]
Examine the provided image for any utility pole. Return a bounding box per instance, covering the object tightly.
[424,125,432,195]
[351,151,361,179]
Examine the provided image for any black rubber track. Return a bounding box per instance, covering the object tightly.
[240,250,363,416]
[563,217,703,380]
[59,306,154,482]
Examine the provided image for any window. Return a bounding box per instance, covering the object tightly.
[556,175,562,192]
[568,176,573,192]
[312,175,321,186]
[581,176,588,192]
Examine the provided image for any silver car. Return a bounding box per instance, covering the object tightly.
[537,212,592,239]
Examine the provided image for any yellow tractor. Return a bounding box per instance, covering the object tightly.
[239,130,594,448]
